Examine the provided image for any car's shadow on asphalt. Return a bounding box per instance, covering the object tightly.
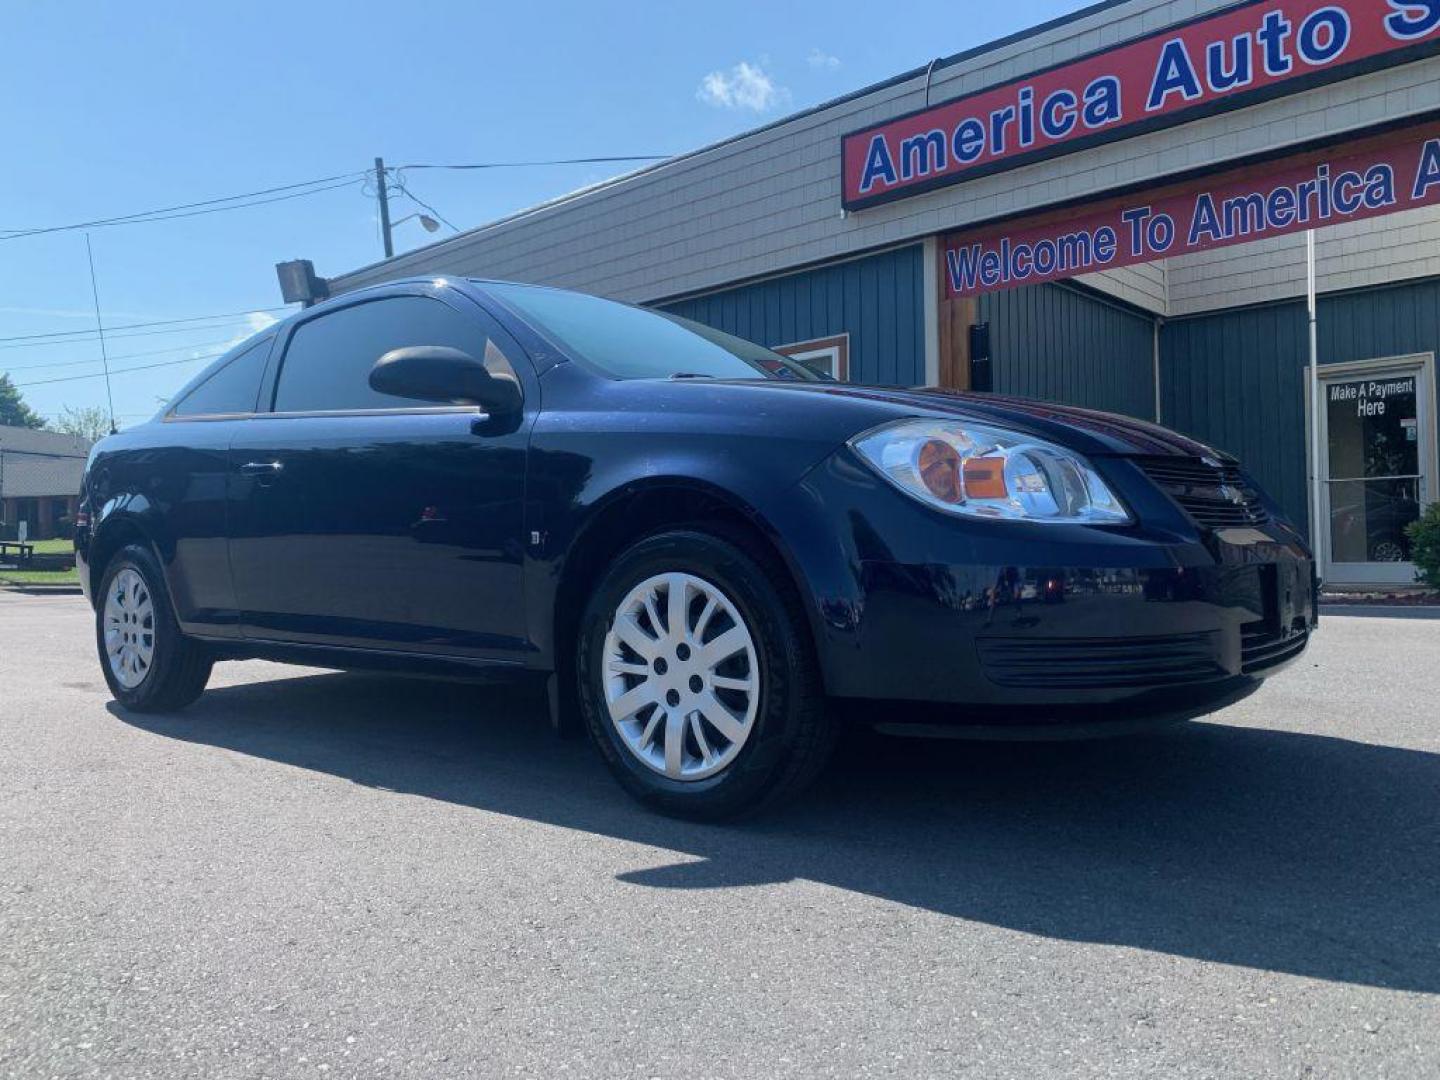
[111,670,1440,994]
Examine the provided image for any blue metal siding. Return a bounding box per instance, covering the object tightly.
[1159,277,1440,541]
[978,282,1157,420]
[1161,302,1310,532]
[658,246,926,385]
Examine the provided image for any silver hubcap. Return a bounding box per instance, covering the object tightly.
[603,572,759,781]
[103,568,155,689]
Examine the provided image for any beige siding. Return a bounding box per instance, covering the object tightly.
[1168,203,1440,316]
[1078,262,1168,313]
[327,0,1440,323]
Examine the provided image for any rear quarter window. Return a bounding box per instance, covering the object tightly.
[170,338,272,417]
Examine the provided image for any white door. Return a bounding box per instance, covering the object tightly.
[1318,355,1436,585]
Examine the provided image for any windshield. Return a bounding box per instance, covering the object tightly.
[480,281,831,381]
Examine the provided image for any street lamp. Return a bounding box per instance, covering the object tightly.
[391,212,441,235]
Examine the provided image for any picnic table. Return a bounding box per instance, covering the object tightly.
[0,540,35,564]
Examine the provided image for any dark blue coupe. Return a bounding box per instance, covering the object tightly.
[77,277,1315,817]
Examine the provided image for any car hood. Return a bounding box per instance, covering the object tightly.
[709,381,1228,460]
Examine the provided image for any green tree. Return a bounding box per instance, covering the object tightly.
[1406,502,1440,588]
[0,373,45,429]
[52,403,113,441]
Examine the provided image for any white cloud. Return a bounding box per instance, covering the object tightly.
[209,310,279,356]
[696,61,789,112]
[245,311,279,334]
[807,48,841,71]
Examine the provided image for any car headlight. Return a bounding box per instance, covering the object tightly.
[849,418,1131,525]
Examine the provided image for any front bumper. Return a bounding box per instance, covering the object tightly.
[781,449,1316,729]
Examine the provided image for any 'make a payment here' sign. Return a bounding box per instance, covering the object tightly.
[942,118,1440,298]
[842,0,1440,209]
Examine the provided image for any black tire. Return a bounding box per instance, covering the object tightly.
[577,529,833,819]
[95,544,213,713]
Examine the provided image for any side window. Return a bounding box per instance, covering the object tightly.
[170,338,272,417]
[273,295,517,413]
[773,334,850,381]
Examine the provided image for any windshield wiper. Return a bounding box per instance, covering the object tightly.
[669,372,717,380]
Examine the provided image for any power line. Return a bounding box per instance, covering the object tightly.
[0,337,242,374]
[0,306,287,344]
[0,316,279,352]
[0,156,667,243]
[14,353,219,388]
[0,174,367,241]
[392,180,459,232]
[398,156,668,170]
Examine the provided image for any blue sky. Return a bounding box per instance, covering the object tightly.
[0,0,1080,428]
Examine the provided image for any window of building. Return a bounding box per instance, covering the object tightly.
[170,337,272,417]
[273,295,516,413]
[773,334,850,381]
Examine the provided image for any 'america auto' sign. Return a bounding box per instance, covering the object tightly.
[842,0,1440,210]
[940,117,1440,297]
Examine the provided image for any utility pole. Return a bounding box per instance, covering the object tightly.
[375,157,394,258]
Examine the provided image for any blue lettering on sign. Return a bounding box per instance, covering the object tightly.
[1385,0,1440,39]
[1258,10,1294,75]
[1033,239,1057,275]
[1189,194,1223,244]
[1363,164,1396,209]
[1332,170,1365,214]
[1222,193,1267,237]
[943,135,1440,296]
[1296,6,1351,64]
[1017,86,1036,148]
[859,135,897,193]
[1147,39,1204,110]
[1207,33,1254,91]
[899,130,947,181]
[1266,185,1298,227]
[979,249,1003,287]
[1012,243,1034,280]
[1121,206,1153,256]
[945,246,984,292]
[1413,138,1440,197]
[952,118,986,163]
[1083,76,1123,127]
[1040,89,1078,140]
[1093,226,1118,263]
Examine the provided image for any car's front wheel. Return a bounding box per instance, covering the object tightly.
[96,544,213,712]
[577,529,833,819]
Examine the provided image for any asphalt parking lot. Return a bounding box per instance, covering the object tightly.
[2,592,1437,1079]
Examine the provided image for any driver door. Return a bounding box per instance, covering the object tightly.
[227,286,536,659]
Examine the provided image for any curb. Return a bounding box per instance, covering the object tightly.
[1320,604,1440,619]
[0,583,84,597]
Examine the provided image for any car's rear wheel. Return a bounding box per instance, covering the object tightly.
[96,544,212,712]
[577,529,833,819]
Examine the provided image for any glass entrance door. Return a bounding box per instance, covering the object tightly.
[1319,356,1435,584]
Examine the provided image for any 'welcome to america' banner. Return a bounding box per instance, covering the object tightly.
[842,0,1440,210]
[942,118,1440,298]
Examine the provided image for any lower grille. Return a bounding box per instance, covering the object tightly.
[1134,456,1270,529]
[1241,619,1309,673]
[977,633,1222,689]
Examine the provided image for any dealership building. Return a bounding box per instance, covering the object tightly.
[314,0,1440,585]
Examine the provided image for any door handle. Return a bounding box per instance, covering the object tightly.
[239,461,283,485]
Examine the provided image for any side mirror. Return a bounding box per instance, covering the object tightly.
[369,345,521,415]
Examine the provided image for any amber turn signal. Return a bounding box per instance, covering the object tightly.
[962,456,1009,499]
[917,439,962,503]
